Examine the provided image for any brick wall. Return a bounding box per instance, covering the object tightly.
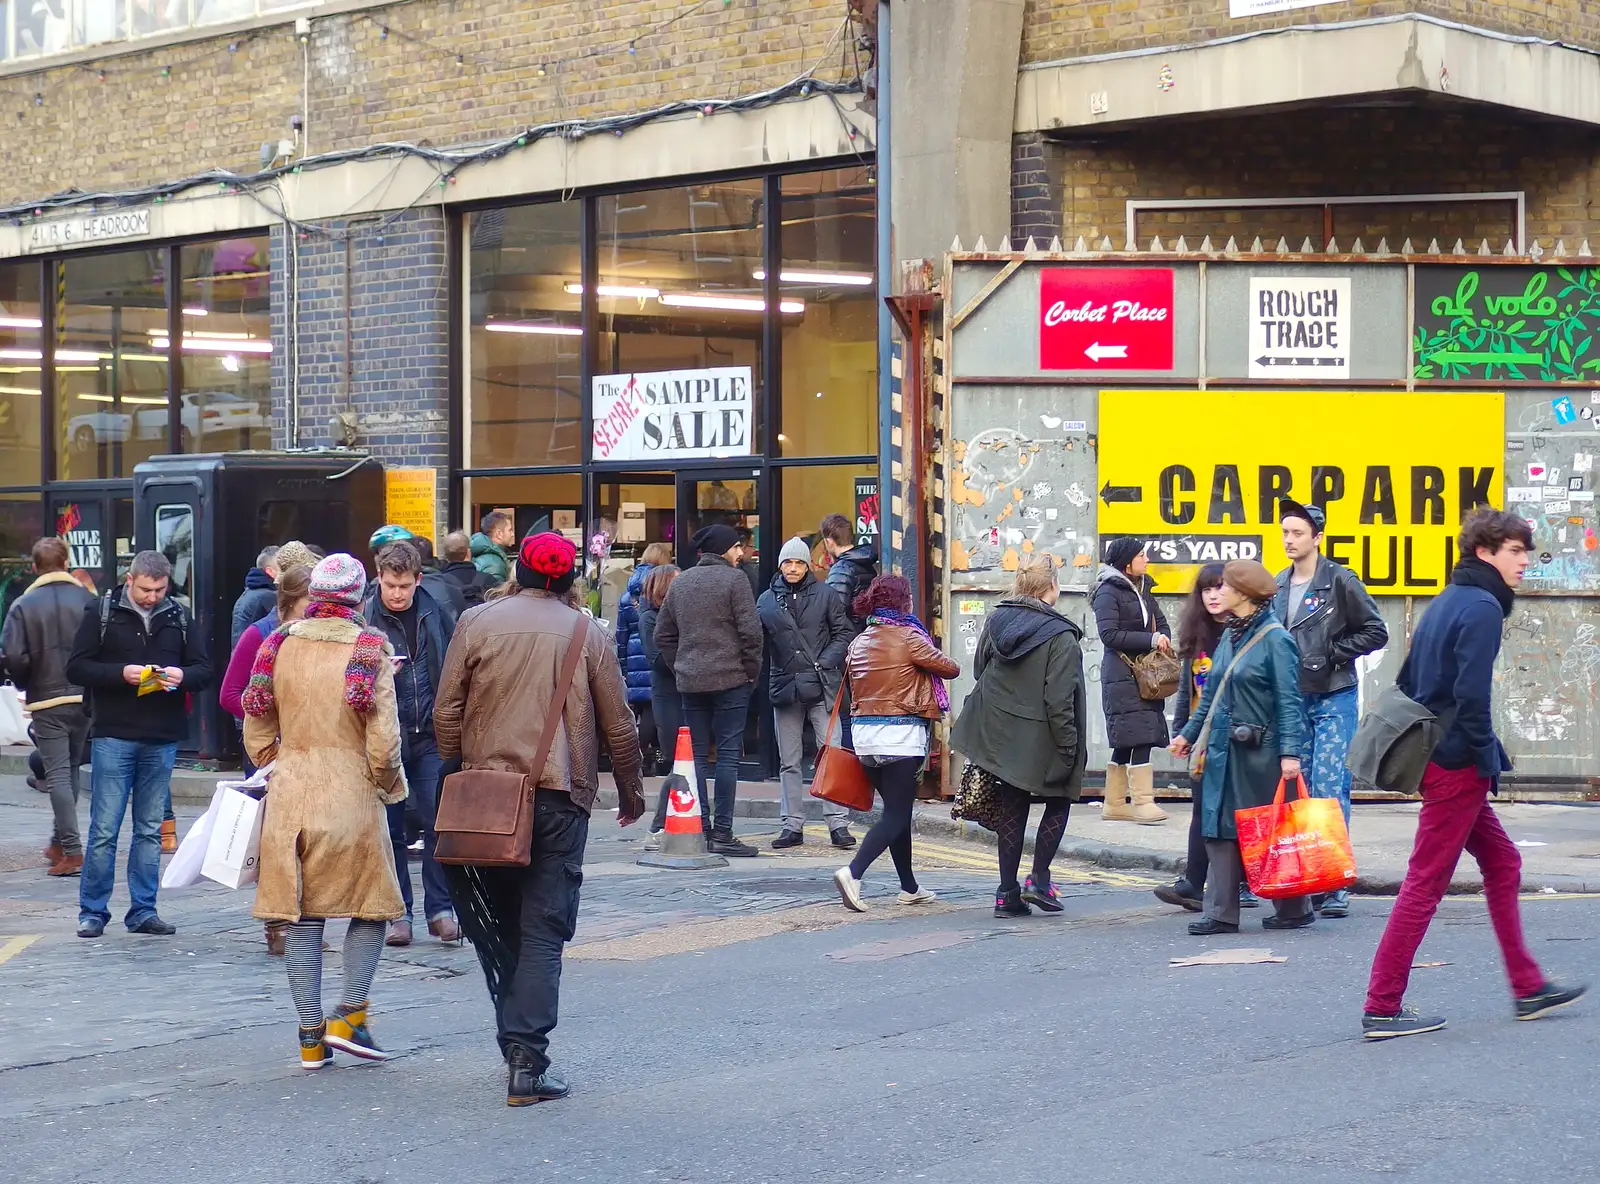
[0,0,854,205]
[1018,106,1600,249]
[271,206,451,533]
[1023,0,1600,64]
[1011,132,1062,246]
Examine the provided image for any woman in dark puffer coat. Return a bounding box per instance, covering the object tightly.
[1092,537,1172,825]
[616,542,673,766]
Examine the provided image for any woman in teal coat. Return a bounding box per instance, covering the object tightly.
[1170,559,1308,935]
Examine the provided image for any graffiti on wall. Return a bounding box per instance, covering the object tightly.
[1505,390,1600,591]
[1414,267,1600,382]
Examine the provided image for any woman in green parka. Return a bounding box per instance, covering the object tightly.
[1169,559,1309,936]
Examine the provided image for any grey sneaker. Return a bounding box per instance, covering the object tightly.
[1362,1005,1447,1041]
[1515,981,1587,1021]
[1320,889,1351,917]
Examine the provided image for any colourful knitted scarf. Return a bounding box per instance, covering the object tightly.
[867,608,952,713]
[241,601,387,717]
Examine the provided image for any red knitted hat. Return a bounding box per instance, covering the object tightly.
[519,532,577,580]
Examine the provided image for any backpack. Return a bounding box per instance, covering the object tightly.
[1345,675,1456,796]
[99,591,189,650]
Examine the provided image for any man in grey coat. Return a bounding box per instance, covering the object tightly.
[654,523,763,857]
[757,537,857,850]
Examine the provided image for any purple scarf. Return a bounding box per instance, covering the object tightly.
[867,609,951,713]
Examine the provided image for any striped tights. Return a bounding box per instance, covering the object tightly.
[282,918,387,1028]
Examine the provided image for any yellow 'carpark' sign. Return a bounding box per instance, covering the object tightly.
[1097,390,1504,594]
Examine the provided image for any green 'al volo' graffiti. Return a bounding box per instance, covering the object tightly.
[1413,267,1600,381]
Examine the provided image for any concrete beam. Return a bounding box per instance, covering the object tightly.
[1017,17,1600,134]
[891,0,1025,266]
[0,92,873,261]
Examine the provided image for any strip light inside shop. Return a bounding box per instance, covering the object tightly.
[76,394,168,404]
[0,348,101,362]
[563,283,661,299]
[149,335,273,354]
[0,316,42,329]
[658,293,805,314]
[485,322,583,336]
[751,269,873,286]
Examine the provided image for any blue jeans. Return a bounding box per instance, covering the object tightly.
[387,737,452,921]
[683,684,752,834]
[1303,685,1360,828]
[80,737,178,928]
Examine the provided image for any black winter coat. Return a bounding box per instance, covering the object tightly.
[1091,564,1171,749]
[67,588,213,743]
[825,545,879,633]
[0,571,95,709]
[439,560,497,607]
[230,569,277,649]
[756,570,853,707]
[363,585,454,758]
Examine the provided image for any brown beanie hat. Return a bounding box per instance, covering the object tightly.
[1222,559,1278,604]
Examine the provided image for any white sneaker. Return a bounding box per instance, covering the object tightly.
[897,888,938,906]
[834,866,866,912]
[643,830,663,852]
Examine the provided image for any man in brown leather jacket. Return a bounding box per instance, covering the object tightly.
[433,531,646,1107]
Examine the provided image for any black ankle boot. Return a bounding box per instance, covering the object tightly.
[994,887,1032,917]
[507,1046,570,1106]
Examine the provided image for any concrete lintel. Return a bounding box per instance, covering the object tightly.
[1016,18,1600,135]
[0,92,873,260]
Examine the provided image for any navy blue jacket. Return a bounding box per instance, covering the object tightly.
[363,585,454,757]
[615,563,655,705]
[1398,582,1511,783]
[231,569,277,650]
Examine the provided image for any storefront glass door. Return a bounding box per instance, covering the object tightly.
[47,489,134,596]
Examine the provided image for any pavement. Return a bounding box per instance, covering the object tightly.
[1,768,1598,1184]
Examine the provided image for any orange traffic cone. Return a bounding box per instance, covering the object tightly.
[637,727,727,870]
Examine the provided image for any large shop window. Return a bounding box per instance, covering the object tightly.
[0,491,44,619]
[778,463,878,567]
[178,236,272,453]
[54,248,169,481]
[467,202,583,468]
[462,473,584,549]
[595,180,766,460]
[779,168,878,457]
[0,262,42,485]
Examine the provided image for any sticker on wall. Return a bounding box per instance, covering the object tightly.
[1572,476,1587,492]
[1575,452,1594,473]
[1064,420,1087,431]
[1573,491,1596,502]
[964,636,980,655]
[1528,462,1548,482]
[1506,487,1540,503]
[958,599,986,615]
[1547,500,1573,516]
[1157,63,1174,91]
[1554,395,1578,425]
[1546,466,1564,486]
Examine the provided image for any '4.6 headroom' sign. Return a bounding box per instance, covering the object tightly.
[1039,268,1174,370]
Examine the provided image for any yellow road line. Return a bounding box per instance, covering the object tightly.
[0,935,41,966]
[743,832,1163,888]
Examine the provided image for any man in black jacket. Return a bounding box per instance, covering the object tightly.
[1274,500,1388,919]
[408,534,468,623]
[820,513,878,634]
[438,530,497,607]
[757,537,856,850]
[1,537,95,876]
[230,545,279,649]
[67,550,212,939]
[363,541,459,947]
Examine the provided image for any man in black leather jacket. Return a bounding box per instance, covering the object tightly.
[1274,500,1388,917]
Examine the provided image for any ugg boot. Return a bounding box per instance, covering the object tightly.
[1129,763,1168,824]
[1101,763,1134,821]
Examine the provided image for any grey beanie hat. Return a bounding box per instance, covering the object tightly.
[778,536,812,566]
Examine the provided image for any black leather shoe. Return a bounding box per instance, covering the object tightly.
[1187,917,1239,935]
[1262,912,1315,930]
[77,918,105,939]
[829,828,857,850]
[129,916,176,936]
[771,831,804,850]
[1154,879,1202,912]
[508,1047,570,1106]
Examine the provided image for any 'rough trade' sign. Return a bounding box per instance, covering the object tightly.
[1248,277,1350,378]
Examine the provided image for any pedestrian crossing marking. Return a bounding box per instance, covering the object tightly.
[0,935,40,966]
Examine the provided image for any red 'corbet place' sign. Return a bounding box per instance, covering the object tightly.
[1039,268,1175,370]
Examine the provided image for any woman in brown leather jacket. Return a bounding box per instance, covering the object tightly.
[833,575,961,912]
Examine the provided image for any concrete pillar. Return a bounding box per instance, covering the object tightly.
[889,0,1025,268]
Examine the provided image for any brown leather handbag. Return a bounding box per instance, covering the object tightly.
[808,683,875,813]
[434,615,588,868]
[1120,649,1182,700]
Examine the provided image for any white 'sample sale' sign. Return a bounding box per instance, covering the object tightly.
[591,366,754,462]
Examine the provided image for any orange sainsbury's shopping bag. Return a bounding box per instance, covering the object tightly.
[1235,775,1356,899]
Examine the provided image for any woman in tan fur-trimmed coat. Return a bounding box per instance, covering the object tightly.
[243,553,408,1070]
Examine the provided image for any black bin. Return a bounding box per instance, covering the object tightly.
[133,450,386,761]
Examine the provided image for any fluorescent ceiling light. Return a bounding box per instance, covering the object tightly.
[75,394,169,405]
[0,348,102,362]
[485,322,583,336]
[659,293,805,314]
[221,355,240,372]
[182,307,209,316]
[150,336,272,354]
[147,329,251,340]
[564,283,661,299]
[0,316,42,329]
[0,385,38,395]
[752,269,873,286]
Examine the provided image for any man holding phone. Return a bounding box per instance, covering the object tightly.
[67,550,211,939]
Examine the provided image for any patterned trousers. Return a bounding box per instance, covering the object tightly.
[1302,685,1360,828]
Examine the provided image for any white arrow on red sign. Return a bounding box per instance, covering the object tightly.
[1084,342,1128,362]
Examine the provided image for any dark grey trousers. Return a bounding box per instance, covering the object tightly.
[33,703,89,857]
[1203,838,1310,926]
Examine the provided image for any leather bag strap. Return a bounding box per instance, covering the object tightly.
[529,614,590,789]
[1191,622,1283,749]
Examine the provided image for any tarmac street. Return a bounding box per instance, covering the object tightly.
[1,773,1597,1184]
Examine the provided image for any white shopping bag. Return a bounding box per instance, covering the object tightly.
[162,783,228,889]
[0,683,28,747]
[201,786,266,889]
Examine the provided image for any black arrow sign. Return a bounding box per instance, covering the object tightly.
[1254,356,1347,368]
[1100,482,1143,506]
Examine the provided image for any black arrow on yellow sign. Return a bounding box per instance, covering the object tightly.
[1100,482,1142,506]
